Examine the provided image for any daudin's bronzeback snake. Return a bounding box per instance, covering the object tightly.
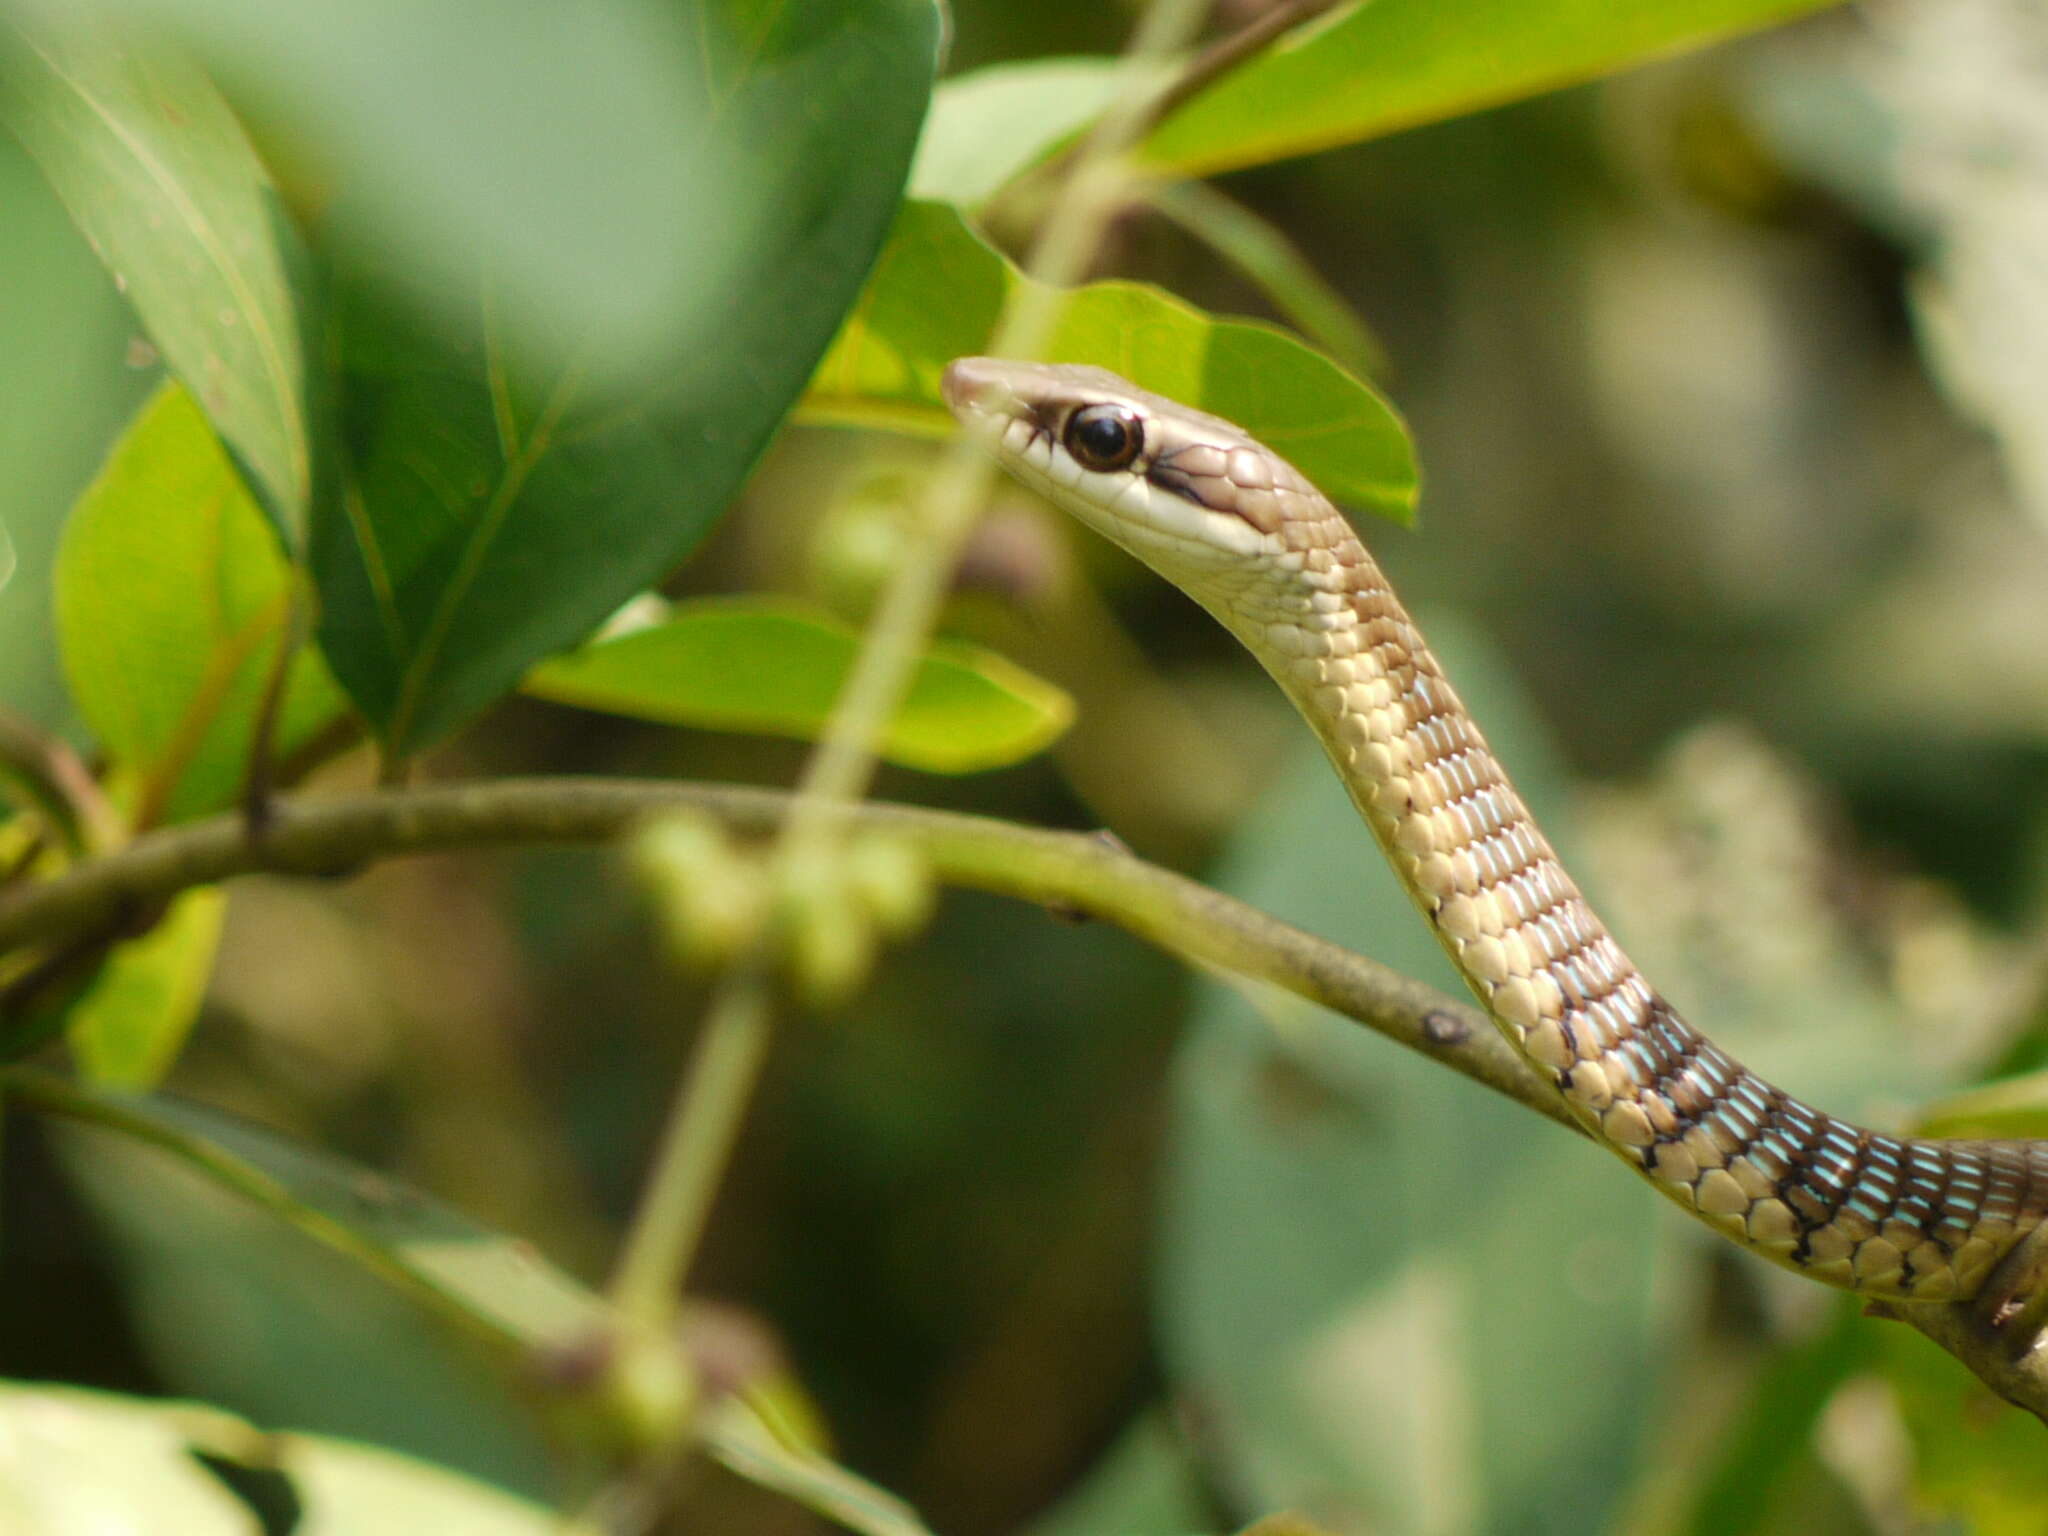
[943,355,2048,1302]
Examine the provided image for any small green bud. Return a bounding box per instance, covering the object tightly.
[845,831,934,939]
[604,1326,699,1460]
[805,472,917,620]
[629,812,766,969]
[775,850,877,1011]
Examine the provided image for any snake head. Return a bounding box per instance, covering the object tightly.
[942,357,1326,586]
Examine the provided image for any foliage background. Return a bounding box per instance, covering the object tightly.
[4,0,2048,1531]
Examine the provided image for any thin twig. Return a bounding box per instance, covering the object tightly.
[1137,0,1350,144]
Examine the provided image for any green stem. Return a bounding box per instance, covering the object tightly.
[608,971,775,1325]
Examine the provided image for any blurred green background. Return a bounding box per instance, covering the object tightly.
[7,1,2048,1532]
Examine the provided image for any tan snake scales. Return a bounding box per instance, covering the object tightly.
[944,356,2048,1301]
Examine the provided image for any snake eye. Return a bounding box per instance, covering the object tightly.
[1063,404,1143,472]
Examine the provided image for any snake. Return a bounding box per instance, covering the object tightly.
[942,355,2048,1302]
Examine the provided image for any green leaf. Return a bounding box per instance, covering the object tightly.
[0,12,322,548]
[1910,1068,2048,1141]
[910,57,1158,206]
[525,597,1073,774]
[311,0,941,758]
[805,201,1417,523]
[67,887,225,1089]
[0,1382,591,1535]
[1138,0,1842,177]
[1677,1304,1870,1536]
[1026,1409,1215,1536]
[0,131,157,732]
[96,0,752,374]
[55,381,345,825]
[1158,619,1670,1535]
[1876,1322,2048,1536]
[17,1075,936,1532]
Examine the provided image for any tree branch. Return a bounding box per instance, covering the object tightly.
[0,776,1561,1130]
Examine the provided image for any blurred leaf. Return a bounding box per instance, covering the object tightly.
[0,11,321,548]
[805,201,1416,523]
[1877,1321,2048,1535]
[1026,1408,1215,1536]
[1747,2,2048,529]
[55,381,344,825]
[1139,0,1840,177]
[1678,1303,1870,1536]
[525,597,1074,774]
[20,1077,936,1531]
[311,0,941,758]
[703,1399,937,1536]
[27,1075,584,1493]
[0,1381,591,1534]
[911,57,1160,206]
[0,1383,267,1532]
[1911,1068,2048,1141]
[66,887,225,1089]
[0,133,155,731]
[0,520,14,596]
[1158,618,1670,1536]
[1145,180,1385,379]
[91,0,753,373]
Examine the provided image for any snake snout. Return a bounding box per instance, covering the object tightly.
[940,357,1011,419]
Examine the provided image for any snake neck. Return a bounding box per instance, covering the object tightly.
[1236,517,2048,1302]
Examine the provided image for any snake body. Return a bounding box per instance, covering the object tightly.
[943,356,2048,1301]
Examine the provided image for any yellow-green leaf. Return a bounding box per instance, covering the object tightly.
[1877,1323,2048,1536]
[1911,1068,2048,1141]
[804,201,1416,523]
[68,888,225,1090]
[1139,0,1842,178]
[525,598,1073,774]
[55,382,346,826]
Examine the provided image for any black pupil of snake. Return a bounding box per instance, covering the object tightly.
[1065,406,1140,471]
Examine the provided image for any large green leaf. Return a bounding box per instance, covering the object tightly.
[1139,0,1840,177]
[804,201,1416,523]
[0,11,321,548]
[526,597,1073,774]
[80,0,750,374]
[311,0,941,758]
[0,1382,589,1535]
[55,381,344,826]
